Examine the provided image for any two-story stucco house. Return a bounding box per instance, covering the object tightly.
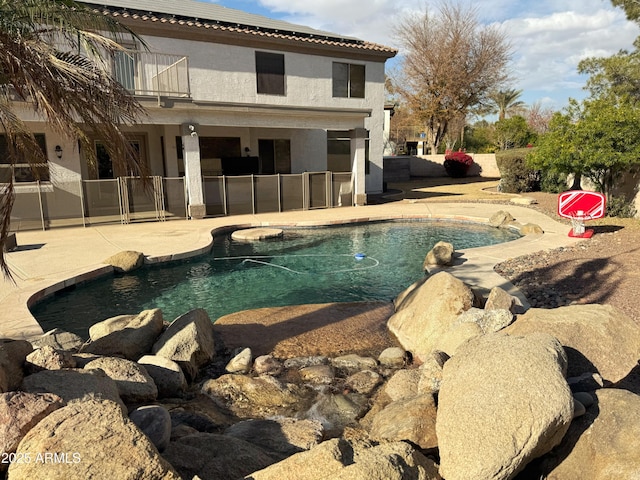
[6,0,396,228]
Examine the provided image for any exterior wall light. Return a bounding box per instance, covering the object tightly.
[54,145,63,159]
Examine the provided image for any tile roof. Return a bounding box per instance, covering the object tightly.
[80,0,397,57]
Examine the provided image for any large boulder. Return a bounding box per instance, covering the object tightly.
[369,394,438,450]
[84,357,157,405]
[103,250,144,273]
[489,210,515,228]
[504,304,640,383]
[0,392,63,459]
[246,438,442,480]
[331,441,442,480]
[535,388,640,479]
[162,432,276,480]
[484,286,520,313]
[436,333,573,480]
[0,340,33,393]
[24,345,76,374]
[138,355,187,398]
[7,399,180,479]
[388,271,475,360]
[30,329,84,351]
[377,347,409,368]
[21,368,125,413]
[152,308,215,381]
[457,308,514,334]
[380,369,421,402]
[423,241,454,268]
[81,309,165,360]
[226,347,253,374]
[129,405,172,453]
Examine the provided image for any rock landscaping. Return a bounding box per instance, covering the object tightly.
[1,268,639,479]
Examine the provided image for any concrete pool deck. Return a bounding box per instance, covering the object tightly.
[1,197,580,341]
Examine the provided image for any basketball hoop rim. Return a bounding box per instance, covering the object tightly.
[569,212,593,222]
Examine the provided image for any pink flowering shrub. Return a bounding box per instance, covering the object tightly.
[444,150,474,178]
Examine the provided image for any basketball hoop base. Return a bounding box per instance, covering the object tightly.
[568,228,594,238]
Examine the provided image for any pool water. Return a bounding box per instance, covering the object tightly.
[32,220,520,338]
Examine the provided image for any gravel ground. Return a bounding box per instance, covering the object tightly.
[494,191,640,325]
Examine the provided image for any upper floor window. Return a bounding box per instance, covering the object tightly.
[332,62,365,98]
[256,51,285,95]
[113,49,136,92]
[0,134,50,183]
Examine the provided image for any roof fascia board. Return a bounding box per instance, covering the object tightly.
[115,17,396,62]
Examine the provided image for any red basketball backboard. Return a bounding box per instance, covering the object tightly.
[557,190,606,220]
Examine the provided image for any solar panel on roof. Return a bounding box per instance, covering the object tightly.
[80,0,361,42]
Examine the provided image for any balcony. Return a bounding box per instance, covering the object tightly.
[113,51,190,98]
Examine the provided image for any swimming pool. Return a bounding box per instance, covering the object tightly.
[32,220,520,337]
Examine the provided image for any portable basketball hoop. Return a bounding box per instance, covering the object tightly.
[557,190,606,238]
[569,210,590,237]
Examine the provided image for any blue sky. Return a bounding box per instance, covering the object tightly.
[203,0,639,112]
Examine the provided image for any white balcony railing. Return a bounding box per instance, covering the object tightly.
[113,51,190,98]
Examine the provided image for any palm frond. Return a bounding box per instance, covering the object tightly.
[0,0,149,279]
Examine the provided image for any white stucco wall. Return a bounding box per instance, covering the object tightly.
[12,26,392,202]
[136,34,388,190]
[142,35,382,110]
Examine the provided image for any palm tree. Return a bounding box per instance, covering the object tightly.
[488,88,527,121]
[0,0,148,277]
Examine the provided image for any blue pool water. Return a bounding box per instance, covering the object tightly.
[31,220,520,337]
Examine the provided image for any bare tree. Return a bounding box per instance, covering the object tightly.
[526,102,555,135]
[392,2,512,154]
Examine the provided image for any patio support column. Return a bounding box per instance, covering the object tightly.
[350,128,367,206]
[181,122,206,219]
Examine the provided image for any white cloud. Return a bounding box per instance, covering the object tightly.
[498,7,638,107]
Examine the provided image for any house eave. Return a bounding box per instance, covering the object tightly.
[83,4,397,62]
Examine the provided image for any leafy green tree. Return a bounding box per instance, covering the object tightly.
[493,116,533,150]
[0,0,147,275]
[611,0,640,25]
[579,50,640,101]
[464,120,496,153]
[528,98,640,200]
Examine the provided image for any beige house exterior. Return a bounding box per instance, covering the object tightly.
[6,0,396,227]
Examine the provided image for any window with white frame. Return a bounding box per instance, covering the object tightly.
[0,134,50,183]
[332,62,365,98]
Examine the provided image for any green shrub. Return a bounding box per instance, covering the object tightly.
[606,195,637,218]
[539,170,568,193]
[496,148,539,193]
